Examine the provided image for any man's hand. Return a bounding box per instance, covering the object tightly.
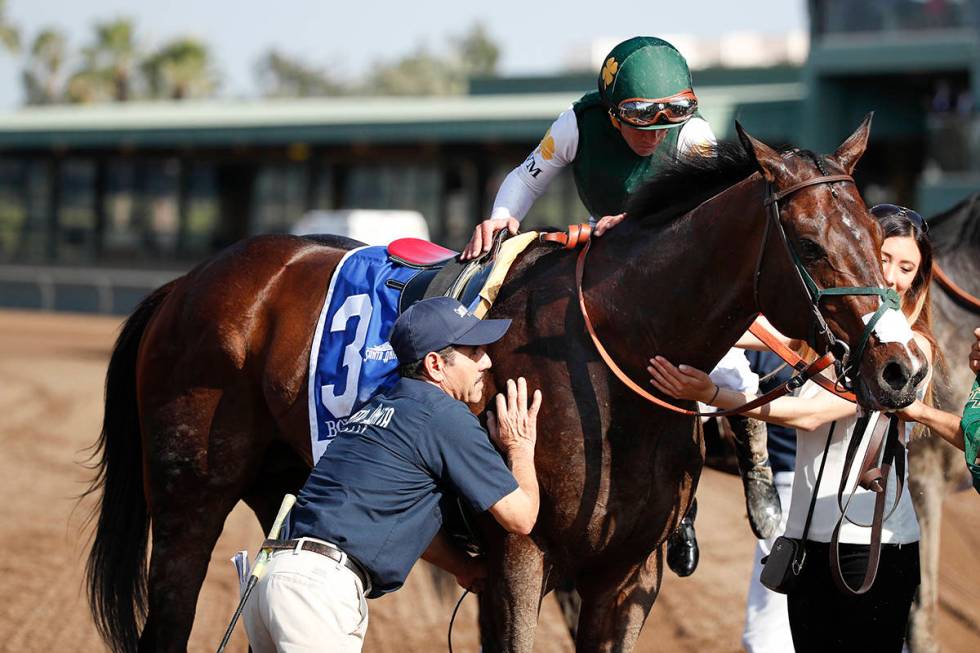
[454,556,487,594]
[970,327,980,374]
[462,216,520,260]
[593,213,626,237]
[487,377,542,454]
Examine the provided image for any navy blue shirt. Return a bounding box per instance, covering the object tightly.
[745,351,797,473]
[287,378,518,597]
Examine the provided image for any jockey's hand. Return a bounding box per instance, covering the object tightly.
[970,327,980,374]
[454,556,488,594]
[647,356,716,404]
[462,216,520,260]
[593,213,626,237]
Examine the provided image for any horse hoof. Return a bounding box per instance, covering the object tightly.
[744,477,782,540]
[666,516,699,577]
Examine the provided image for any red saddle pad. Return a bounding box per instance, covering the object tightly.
[387,238,457,266]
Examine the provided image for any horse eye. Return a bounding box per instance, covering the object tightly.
[797,237,826,263]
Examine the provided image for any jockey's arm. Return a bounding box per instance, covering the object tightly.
[461,110,577,259]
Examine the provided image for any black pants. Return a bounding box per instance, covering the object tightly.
[787,540,920,653]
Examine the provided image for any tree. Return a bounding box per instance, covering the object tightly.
[0,0,20,54]
[367,45,464,96]
[67,18,139,103]
[255,49,343,97]
[142,37,217,100]
[365,22,500,96]
[454,22,498,78]
[23,28,67,104]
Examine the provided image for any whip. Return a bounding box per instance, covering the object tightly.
[215,493,297,653]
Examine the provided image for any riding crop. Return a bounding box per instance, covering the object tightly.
[215,493,297,653]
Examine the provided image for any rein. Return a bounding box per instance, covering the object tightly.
[933,261,980,312]
[573,171,891,416]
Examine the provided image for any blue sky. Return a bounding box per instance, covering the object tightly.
[0,0,805,107]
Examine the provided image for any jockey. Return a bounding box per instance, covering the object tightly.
[463,36,772,579]
[461,35,715,258]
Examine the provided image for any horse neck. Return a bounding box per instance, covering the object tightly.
[586,175,770,374]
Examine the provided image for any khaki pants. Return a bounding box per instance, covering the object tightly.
[243,540,370,653]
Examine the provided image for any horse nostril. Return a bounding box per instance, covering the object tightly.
[881,361,910,392]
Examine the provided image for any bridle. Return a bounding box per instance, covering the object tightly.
[575,165,900,415]
[756,170,900,392]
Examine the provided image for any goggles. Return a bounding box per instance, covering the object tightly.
[614,90,698,128]
[870,203,928,234]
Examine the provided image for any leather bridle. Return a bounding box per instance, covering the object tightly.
[574,171,900,415]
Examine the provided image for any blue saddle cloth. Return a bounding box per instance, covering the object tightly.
[307,246,419,461]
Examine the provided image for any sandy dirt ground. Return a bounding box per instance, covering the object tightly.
[1,308,977,652]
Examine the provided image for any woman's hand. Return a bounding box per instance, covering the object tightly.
[647,356,717,403]
[896,399,925,423]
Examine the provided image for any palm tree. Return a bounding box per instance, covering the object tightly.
[0,0,20,54]
[23,29,67,104]
[68,18,138,103]
[142,37,217,100]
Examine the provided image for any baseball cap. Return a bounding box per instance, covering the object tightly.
[390,297,511,364]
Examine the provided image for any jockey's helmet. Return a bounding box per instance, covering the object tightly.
[598,36,698,130]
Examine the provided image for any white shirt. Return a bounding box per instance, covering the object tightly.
[783,380,920,545]
[490,108,716,222]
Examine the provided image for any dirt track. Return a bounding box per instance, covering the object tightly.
[1,309,977,652]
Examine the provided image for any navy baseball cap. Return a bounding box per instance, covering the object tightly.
[390,297,511,364]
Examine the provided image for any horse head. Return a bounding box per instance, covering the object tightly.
[738,115,928,410]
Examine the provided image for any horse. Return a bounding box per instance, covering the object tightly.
[85,116,926,653]
[907,193,980,652]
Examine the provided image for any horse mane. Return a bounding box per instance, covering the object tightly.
[626,140,766,227]
[927,192,980,253]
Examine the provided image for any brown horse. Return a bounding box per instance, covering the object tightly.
[907,193,980,652]
[85,117,925,653]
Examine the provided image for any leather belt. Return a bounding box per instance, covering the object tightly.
[262,538,371,592]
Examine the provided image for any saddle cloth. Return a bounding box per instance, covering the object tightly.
[307,246,417,461]
[307,234,544,462]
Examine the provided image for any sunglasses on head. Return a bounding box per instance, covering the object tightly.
[614,89,698,128]
[869,203,928,234]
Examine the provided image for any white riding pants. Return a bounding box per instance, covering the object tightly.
[742,471,795,652]
[243,540,369,653]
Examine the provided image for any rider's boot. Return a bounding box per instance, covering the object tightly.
[729,415,782,539]
[666,499,699,577]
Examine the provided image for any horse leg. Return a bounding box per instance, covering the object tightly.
[906,438,955,653]
[573,548,663,653]
[477,534,549,653]
[241,440,310,532]
[728,415,782,539]
[139,385,272,652]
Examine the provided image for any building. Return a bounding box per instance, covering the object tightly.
[0,66,801,313]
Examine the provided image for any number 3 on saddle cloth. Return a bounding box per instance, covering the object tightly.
[306,235,520,462]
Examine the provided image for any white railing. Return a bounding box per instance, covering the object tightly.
[0,264,181,314]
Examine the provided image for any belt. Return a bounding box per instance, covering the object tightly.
[262,538,371,592]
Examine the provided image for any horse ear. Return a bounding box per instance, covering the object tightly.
[832,112,874,175]
[735,121,783,184]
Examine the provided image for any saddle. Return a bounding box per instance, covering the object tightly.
[386,230,536,315]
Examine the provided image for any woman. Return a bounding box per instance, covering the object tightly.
[647,203,936,652]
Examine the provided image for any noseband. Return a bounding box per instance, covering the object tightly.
[756,173,901,390]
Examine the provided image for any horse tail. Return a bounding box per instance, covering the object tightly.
[83,280,175,653]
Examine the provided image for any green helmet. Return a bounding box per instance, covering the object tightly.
[598,37,697,130]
